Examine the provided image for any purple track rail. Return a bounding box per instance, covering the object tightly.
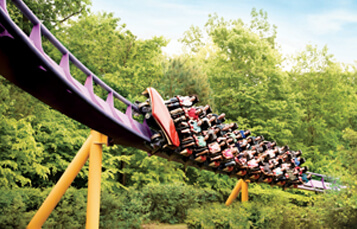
[0,1,345,192]
[0,0,153,151]
[297,172,346,192]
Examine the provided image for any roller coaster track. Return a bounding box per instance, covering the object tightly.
[0,0,153,152]
[0,0,342,193]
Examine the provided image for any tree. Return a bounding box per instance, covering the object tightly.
[6,0,91,33]
[154,57,212,105]
[55,12,167,102]
[287,45,357,172]
[180,10,300,145]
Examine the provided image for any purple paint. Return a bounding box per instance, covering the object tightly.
[38,65,47,71]
[320,177,327,189]
[0,0,8,15]
[143,119,153,137]
[125,105,141,133]
[59,53,87,92]
[85,75,105,109]
[309,179,315,188]
[29,24,43,52]
[0,23,13,38]
[106,92,124,123]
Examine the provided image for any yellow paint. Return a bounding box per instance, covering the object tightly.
[27,133,93,229]
[225,179,243,206]
[225,179,250,206]
[28,130,107,229]
[241,180,249,202]
[86,130,105,229]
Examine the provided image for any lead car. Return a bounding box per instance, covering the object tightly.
[139,88,181,152]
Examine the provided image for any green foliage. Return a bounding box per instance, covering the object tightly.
[55,12,167,101]
[184,167,235,198]
[100,189,150,229]
[0,89,93,189]
[288,45,357,151]
[0,77,48,120]
[0,188,38,229]
[313,188,357,229]
[0,114,47,188]
[186,202,285,229]
[100,145,132,192]
[43,188,87,229]
[248,183,314,207]
[180,25,205,53]
[185,187,327,229]
[249,8,277,47]
[6,0,91,33]
[0,187,146,229]
[180,10,301,145]
[125,151,187,188]
[136,183,219,224]
[0,185,219,228]
[338,128,357,176]
[155,57,212,106]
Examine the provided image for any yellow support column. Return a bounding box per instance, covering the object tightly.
[27,133,94,229]
[86,130,107,229]
[241,180,249,202]
[225,179,243,206]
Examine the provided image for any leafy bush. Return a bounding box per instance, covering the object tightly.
[130,183,219,224]
[0,189,31,229]
[313,188,357,229]
[0,184,219,228]
[2,184,354,228]
[0,188,88,229]
[278,204,324,229]
[186,202,286,229]
[43,188,87,229]
[247,183,314,207]
[0,188,147,229]
[100,189,150,229]
[185,184,322,229]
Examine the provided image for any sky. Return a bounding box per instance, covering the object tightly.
[91,0,357,64]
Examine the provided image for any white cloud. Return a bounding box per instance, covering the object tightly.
[307,10,357,34]
[162,39,184,57]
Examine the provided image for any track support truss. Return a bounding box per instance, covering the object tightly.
[27,130,107,229]
[225,179,249,205]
